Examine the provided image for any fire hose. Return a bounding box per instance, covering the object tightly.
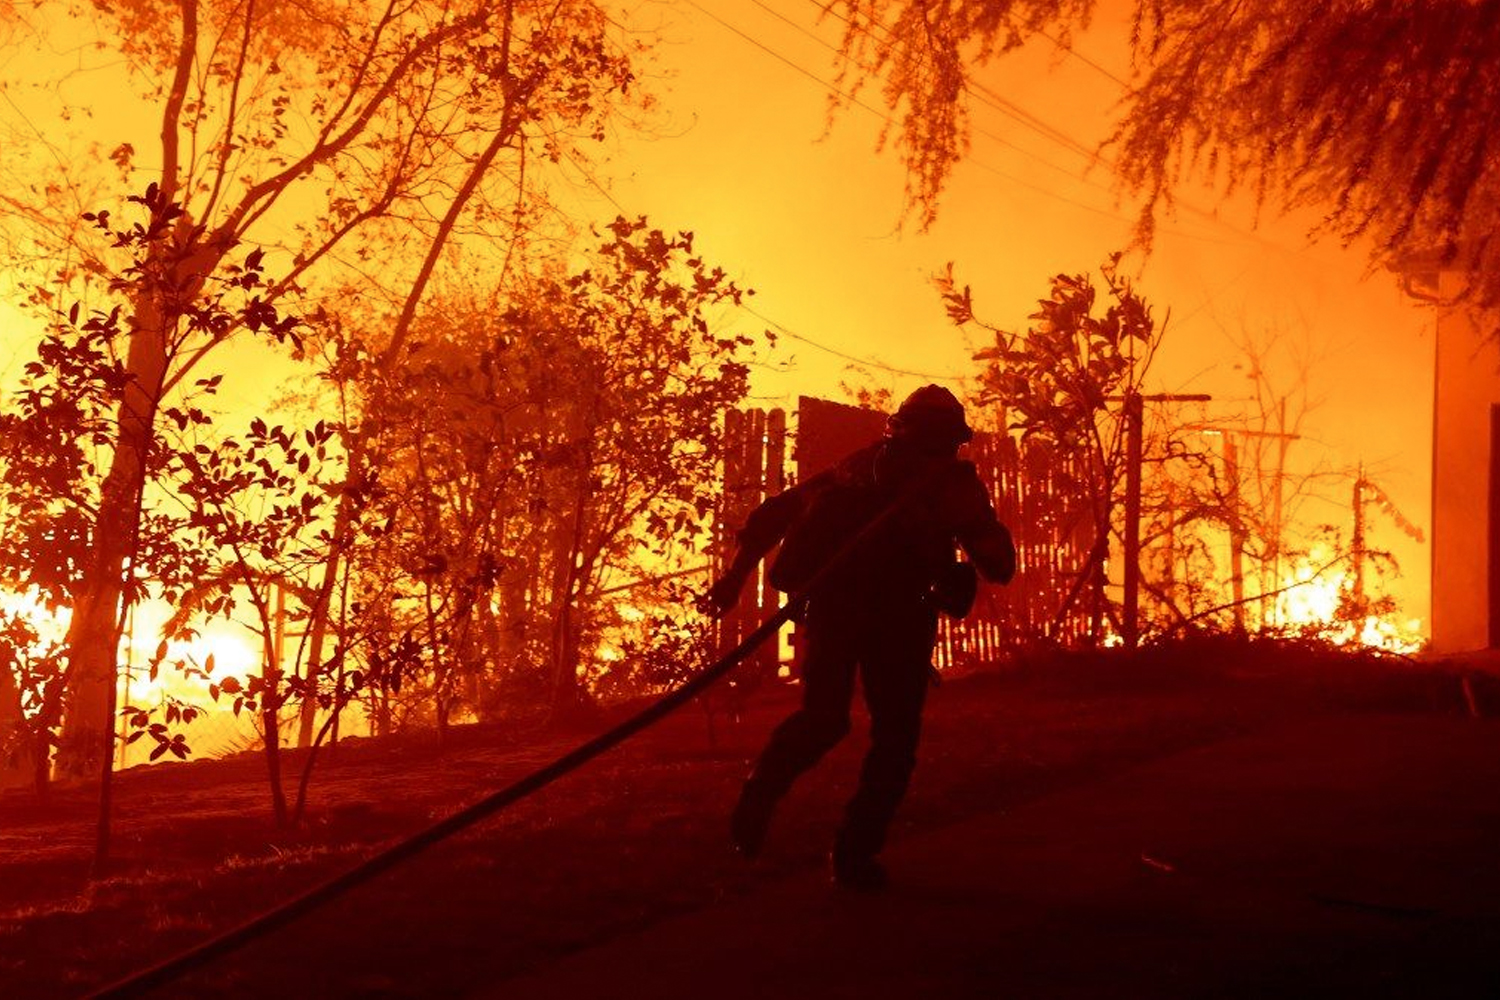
[88,486,927,998]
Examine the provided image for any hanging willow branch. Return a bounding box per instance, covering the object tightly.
[827,0,1500,306]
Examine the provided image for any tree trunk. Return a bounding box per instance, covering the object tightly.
[54,299,168,780]
[296,435,368,748]
[54,223,223,780]
[0,664,27,791]
[547,547,580,717]
[474,586,504,720]
[296,550,339,748]
[261,685,288,826]
[547,477,590,721]
[373,684,392,737]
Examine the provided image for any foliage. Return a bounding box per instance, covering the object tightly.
[0,190,300,792]
[164,409,347,823]
[330,216,760,727]
[0,301,129,607]
[0,0,652,789]
[838,380,895,413]
[0,609,64,791]
[7,1,642,287]
[826,0,1094,227]
[943,252,1164,640]
[588,578,718,701]
[1129,328,1421,643]
[827,0,1500,305]
[952,251,1159,497]
[1111,0,1500,298]
[959,252,1157,449]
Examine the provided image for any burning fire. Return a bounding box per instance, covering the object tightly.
[0,588,263,765]
[1273,546,1425,655]
[1,535,1428,773]
[0,587,68,656]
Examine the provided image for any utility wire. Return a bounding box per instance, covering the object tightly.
[680,0,1203,237]
[1032,26,1132,89]
[744,302,968,382]
[808,0,1115,165]
[748,0,1121,198]
[560,144,956,385]
[593,4,1231,389]
[804,0,1325,262]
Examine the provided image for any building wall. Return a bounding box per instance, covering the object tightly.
[1431,272,1500,653]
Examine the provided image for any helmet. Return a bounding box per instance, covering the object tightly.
[885,384,973,447]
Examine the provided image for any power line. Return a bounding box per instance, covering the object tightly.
[682,0,1220,238]
[603,4,1265,391]
[550,122,960,386]
[1167,265,1256,334]
[559,131,962,381]
[803,0,1323,262]
[546,146,966,385]
[808,1,1109,164]
[668,2,1256,387]
[563,147,629,216]
[742,302,968,383]
[817,11,1117,175]
[970,78,1102,164]
[752,0,1127,201]
[1033,27,1132,89]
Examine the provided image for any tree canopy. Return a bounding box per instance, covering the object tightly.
[0,0,655,786]
[829,0,1500,304]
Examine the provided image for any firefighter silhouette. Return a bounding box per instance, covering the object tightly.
[706,385,1016,890]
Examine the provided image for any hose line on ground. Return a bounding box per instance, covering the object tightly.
[89,483,925,998]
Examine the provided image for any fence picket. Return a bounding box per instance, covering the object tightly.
[717,401,1098,674]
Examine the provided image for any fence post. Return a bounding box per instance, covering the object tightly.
[1122,391,1143,650]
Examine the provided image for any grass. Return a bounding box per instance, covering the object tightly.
[0,637,1480,998]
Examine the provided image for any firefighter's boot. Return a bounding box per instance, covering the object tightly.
[730,778,777,859]
[830,850,888,892]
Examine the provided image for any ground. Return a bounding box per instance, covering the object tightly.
[1,639,1494,997]
[494,714,1500,999]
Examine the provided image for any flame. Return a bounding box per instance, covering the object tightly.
[0,587,264,765]
[119,605,260,706]
[117,606,263,765]
[0,587,69,660]
[1272,546,1425,655]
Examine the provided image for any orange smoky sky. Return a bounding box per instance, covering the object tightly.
[601,1,1435,624]
[0,0,1436,624]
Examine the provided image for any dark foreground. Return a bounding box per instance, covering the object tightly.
[492,713,1500,999]
[2,640,1497,997]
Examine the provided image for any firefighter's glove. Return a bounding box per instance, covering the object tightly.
[930,561,979,618]
[702,569,750,618]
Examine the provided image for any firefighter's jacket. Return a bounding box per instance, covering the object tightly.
[735,441,1016,614]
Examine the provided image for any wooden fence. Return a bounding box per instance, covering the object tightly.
[936,430,1096,669]
[713,407,787,683]
[715,398,1097,675]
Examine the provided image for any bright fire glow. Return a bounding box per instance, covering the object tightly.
[1273,545,1425,655]
[119,604,261,704]
[117,605,263,765]
[0,587,69,659]
[0,588,265,765]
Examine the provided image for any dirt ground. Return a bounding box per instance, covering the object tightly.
[493,712,1500,999]
[0,639,1487,998]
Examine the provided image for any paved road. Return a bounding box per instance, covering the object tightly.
[483,714,1500,999]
